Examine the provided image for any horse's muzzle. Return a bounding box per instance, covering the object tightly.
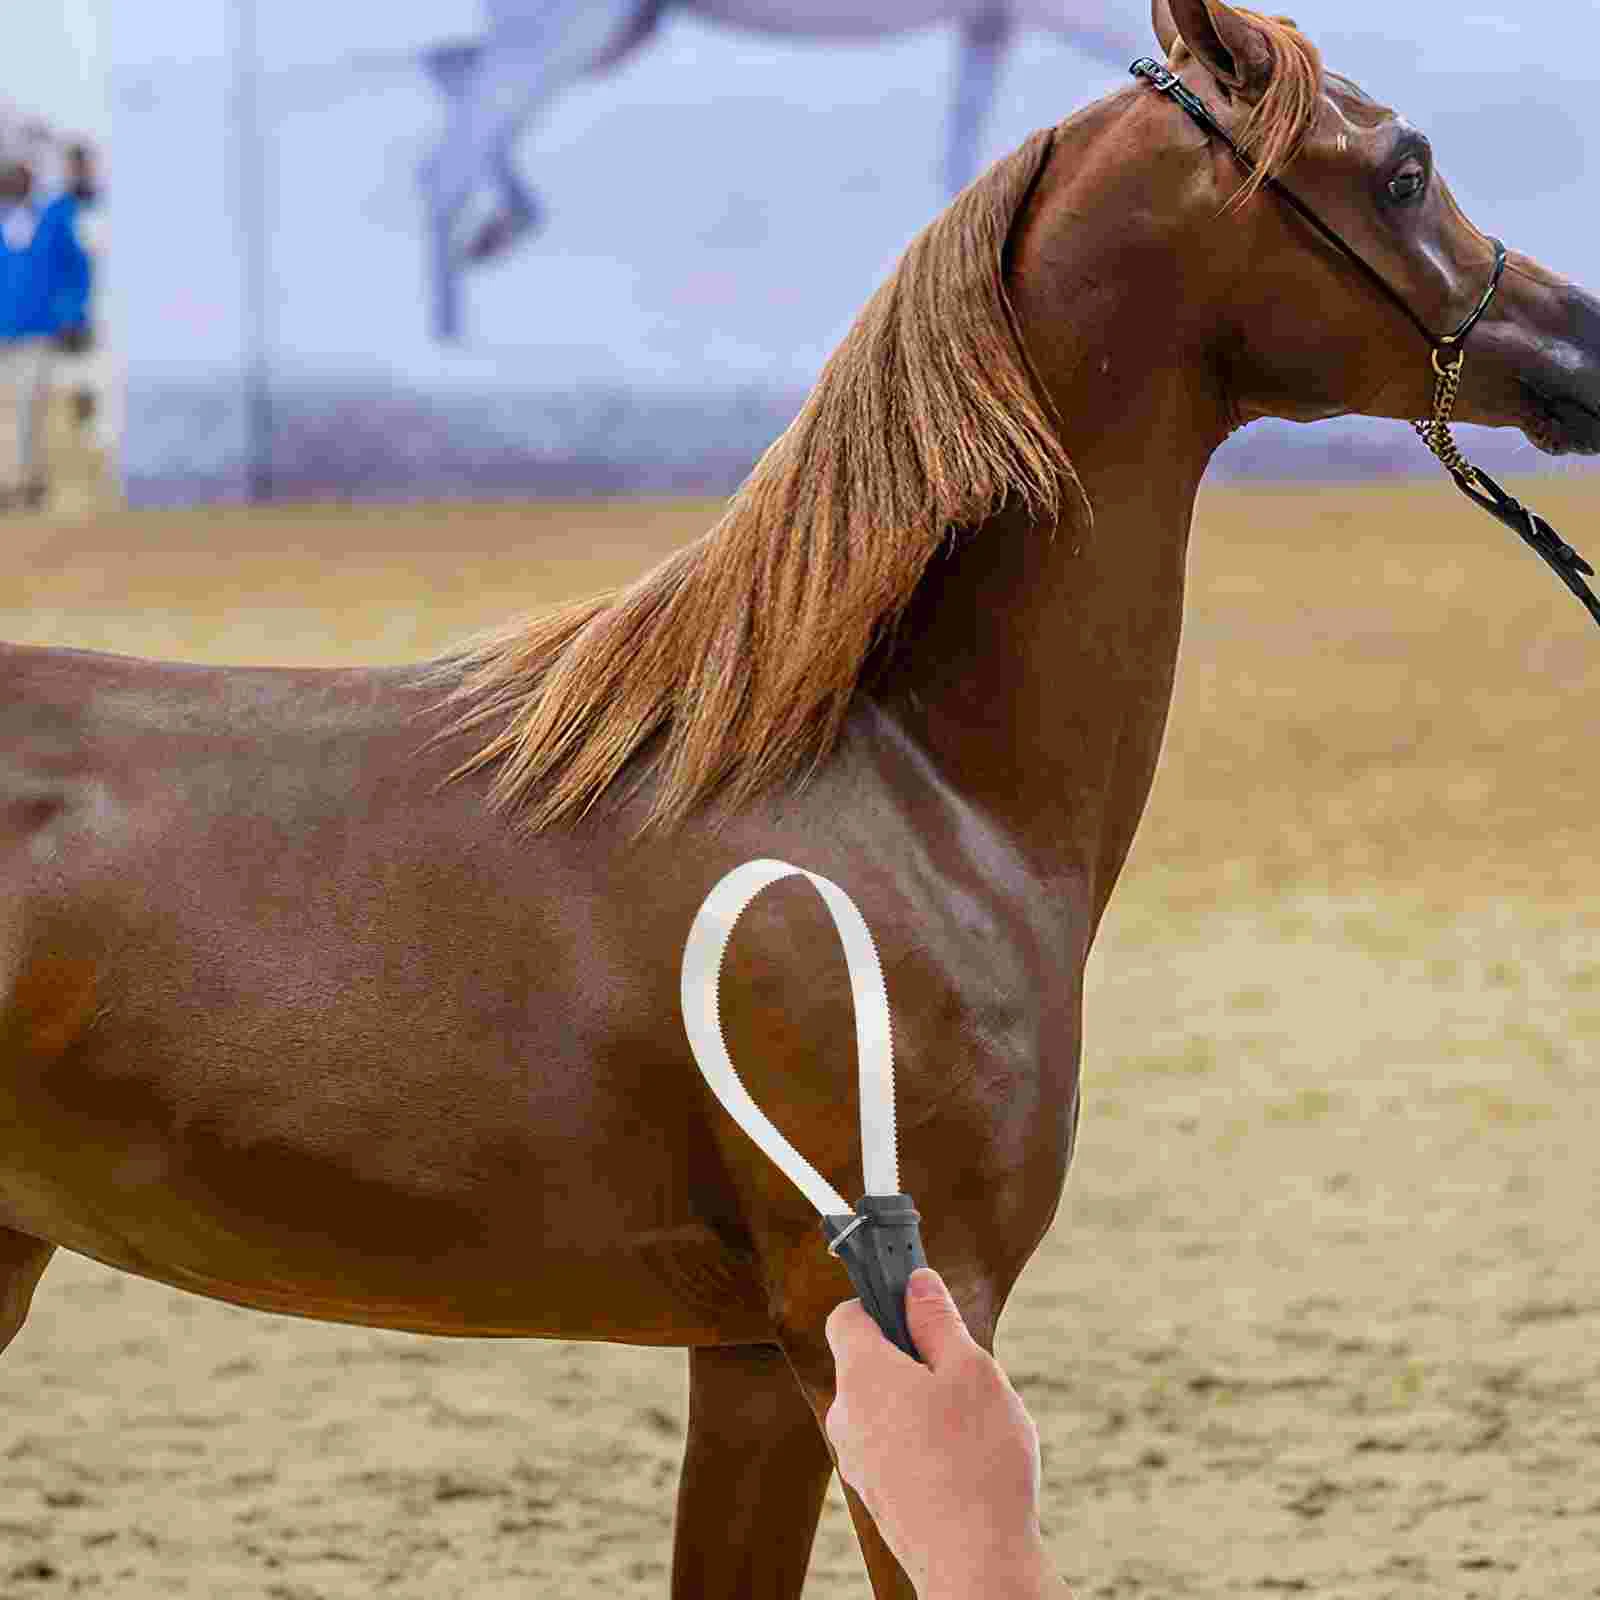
[1521,379,1600,457]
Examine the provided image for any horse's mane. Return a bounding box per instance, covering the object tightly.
[440,125,1074,832]
[441,12,1323,834]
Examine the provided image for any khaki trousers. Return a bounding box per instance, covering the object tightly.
[0,337,53,496]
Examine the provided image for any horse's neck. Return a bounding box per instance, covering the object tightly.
[866,84,1235,913]
[871,375,1219,921]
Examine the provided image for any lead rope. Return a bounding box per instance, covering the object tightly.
[1410,344,1600,627]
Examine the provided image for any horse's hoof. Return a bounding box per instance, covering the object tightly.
[462,206,541,264]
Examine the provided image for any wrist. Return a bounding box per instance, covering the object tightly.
[919,1535,1059,1600]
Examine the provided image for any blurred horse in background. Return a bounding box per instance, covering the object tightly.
[418,0,1147,339]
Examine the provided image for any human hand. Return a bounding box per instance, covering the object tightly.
[824,1267,1059,1599]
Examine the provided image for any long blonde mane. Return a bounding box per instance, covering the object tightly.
[443,13,1323,833]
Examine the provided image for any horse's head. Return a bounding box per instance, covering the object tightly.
[1143,0,1600,457]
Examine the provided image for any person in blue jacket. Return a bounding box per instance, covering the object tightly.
[0,158,91,510]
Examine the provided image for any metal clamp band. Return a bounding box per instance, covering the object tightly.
[824,1213,869,1257]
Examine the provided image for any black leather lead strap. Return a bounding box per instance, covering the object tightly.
[1450,466,1600,627]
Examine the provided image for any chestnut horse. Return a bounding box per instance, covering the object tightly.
[5,2,1599,1594]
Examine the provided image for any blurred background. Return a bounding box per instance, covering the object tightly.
[5,5,1600,1598]
[6,0,1600,509]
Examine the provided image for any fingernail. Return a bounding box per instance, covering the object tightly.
[909,1268,942,1300]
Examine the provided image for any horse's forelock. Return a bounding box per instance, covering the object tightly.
[1229,10,1325,203]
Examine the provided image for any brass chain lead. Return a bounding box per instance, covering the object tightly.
[1412,346,1481,490]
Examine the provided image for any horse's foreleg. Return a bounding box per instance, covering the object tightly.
[418,41,544,340]
[461,144,545,265]
[424,44,544,265]
[945,8,1013,195]
[778,1327,919,1600]
[778,1272,1006,1600]
[425,208,464,342]
[421,40,484,100]
[0,1228,54,1355]
[468,0,661,261]
[419,1,648,336]
[670,1342,835,1600]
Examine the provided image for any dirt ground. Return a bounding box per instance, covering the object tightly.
[2,469,1598,1597]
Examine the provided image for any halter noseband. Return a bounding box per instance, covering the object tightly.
[1130,57,1600,630]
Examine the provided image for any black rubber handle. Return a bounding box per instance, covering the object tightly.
[820,1194,928,1363]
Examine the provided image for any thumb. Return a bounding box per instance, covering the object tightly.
[904,1268,976,1367]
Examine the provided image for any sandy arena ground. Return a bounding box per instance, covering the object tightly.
[1,457,1598,1596]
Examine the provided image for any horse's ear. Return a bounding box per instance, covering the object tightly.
[1151,0,1180,59]
[1157,0,1273,96]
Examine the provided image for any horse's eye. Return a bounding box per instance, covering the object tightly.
[1386,163,1427,203]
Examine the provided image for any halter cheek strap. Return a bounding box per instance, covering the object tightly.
[1129,59,1502,362]
[1130,56,1600,631]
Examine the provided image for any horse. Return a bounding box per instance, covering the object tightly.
[418,0,1148,339]
[7,2,1600,1593]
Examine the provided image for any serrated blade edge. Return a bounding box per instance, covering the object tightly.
[680,859,899,1214]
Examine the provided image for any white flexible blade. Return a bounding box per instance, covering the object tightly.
[680,859,899,1214]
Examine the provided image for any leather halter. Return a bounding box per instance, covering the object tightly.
[1130,59,1506,367]
[1130,57,1600,629]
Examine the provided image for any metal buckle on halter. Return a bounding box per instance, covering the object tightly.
[1131,59,1227,143]
[1131,57,1180,94]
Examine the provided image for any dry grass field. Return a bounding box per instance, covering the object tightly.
[1,465,1598,1597]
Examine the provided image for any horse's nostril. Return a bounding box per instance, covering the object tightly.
[1535,385,1600,431]
[1562,286,1600,355]
[1521,380,1600,457]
